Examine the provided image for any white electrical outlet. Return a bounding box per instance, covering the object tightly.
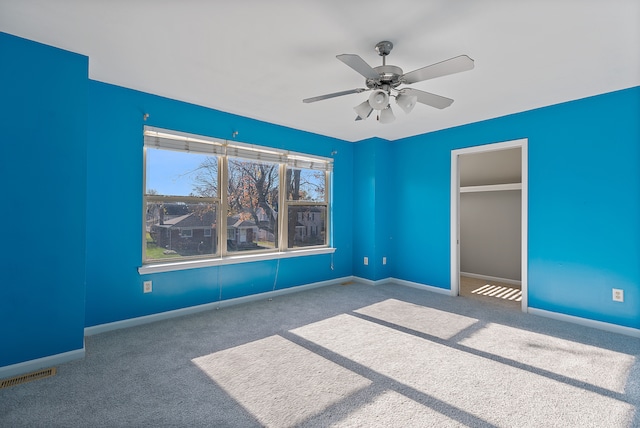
[382,257,387,265]
[363,257,369,266]
[612,288,624,302]
[143,281,153,293]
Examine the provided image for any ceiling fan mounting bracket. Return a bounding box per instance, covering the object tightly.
[375,41,393,57]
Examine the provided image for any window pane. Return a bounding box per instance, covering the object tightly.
[146,202,217,259]
[227,159,279,252]
[286,168,325,202]
[287,206,327,248]
[146,148,218,197]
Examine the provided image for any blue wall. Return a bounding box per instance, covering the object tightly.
[393,87,640,329]
[0,33,88,366]
[85,82,354,327]
[352,138,394,281]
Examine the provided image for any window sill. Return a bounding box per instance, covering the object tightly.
[138,247,336,275]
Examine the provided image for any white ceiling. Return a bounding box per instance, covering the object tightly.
[1,0,638,142]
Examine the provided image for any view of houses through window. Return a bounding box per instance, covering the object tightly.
[143,129,331,263]
[226,158,279,252]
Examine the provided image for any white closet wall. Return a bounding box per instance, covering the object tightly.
[460,190,521,280]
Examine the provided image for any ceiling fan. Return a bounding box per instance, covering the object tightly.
[303,41,474,124]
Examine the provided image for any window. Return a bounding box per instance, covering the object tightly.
[145,143,219,261]
[226,158,279,253]
[143,127,332,265]
[285,166,328,248]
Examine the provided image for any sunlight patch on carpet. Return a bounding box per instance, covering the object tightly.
[471,284,522,301]
[458,322,635,393]
[332,390,460,428]
[355,299,478,340]
[291,314,634,427]
[192,335,371,427]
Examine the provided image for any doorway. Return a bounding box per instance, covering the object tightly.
[450,139,528,312]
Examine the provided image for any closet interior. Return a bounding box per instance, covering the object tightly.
[458,147,522,308]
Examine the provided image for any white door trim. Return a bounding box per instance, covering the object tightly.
[450,139,528,312]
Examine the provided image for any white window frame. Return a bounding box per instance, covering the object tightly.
[283,167,330,250]
[140,127,334,274]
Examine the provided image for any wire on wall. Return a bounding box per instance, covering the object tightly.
[272,258,281,293]
[216,265,222,308]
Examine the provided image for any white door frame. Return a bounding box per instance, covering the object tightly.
[450,139,528,312]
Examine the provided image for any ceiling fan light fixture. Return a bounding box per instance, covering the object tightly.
[396,93,418,114]
[354,100,373,120]
[379,105,396,124]
[368,90,389,110]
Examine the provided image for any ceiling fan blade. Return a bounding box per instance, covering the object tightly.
[402,55,474,84]
[336,54,379,80]
[401,88,454,109]
[303,88,367,103]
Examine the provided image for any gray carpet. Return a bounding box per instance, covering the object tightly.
[1,281,638,427]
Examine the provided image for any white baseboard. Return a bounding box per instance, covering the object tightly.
[388,277,454,296]
[85,276,352,336]
[0,347,85,379]
[352,276,392,286]
[528,308,640,338]
[460,272,521,286]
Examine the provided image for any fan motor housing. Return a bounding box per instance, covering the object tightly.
[366,65,403,89]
